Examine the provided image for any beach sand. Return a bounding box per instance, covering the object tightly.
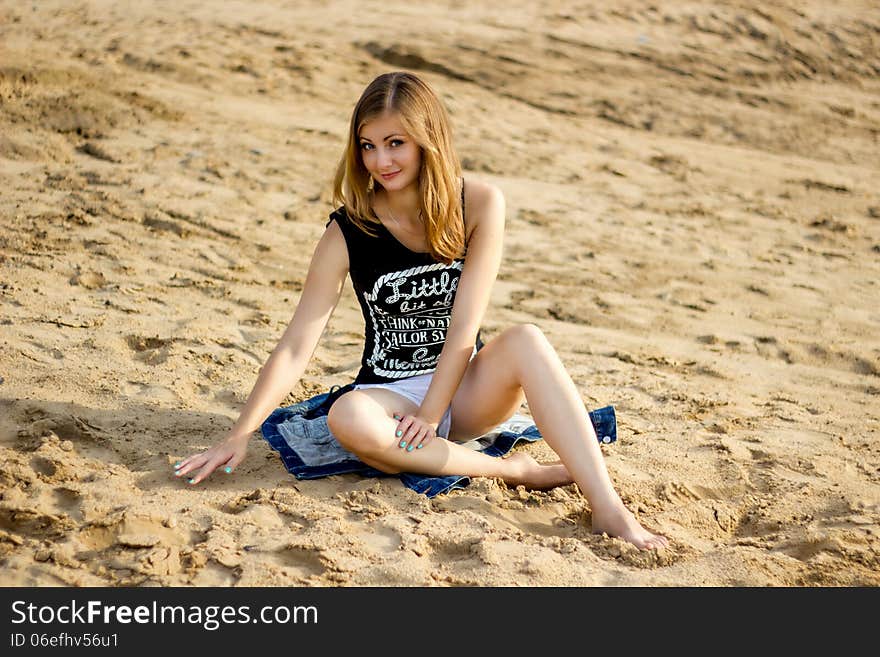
[1,0,878,586]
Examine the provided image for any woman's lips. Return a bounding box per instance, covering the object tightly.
[381,170,400,180]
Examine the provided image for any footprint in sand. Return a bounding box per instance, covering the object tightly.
[269,545,326,579]
[125,334,173,365]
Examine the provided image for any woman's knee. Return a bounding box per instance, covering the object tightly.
[500,323,550,352]
[327,392,390,455]
[491,323,554,379]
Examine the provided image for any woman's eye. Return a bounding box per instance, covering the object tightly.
[360,142,373,151]
[390,139,404,147]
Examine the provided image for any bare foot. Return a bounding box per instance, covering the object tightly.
[592,505,669,551]
[501,452,574,490]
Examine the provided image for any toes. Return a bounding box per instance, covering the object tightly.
[644,535,669,551]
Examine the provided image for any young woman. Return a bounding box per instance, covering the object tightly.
[174,72,667,550]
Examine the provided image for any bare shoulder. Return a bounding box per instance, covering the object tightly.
[462,177,505,239]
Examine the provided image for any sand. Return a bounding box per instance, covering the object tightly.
[1,0,878,586]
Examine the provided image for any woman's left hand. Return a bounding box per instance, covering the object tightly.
[393,413,438,452]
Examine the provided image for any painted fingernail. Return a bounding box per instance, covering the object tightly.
[174,462,181,469]
[399,440,407,448]
[416,444,423,449]
[396,430,402,437]
[406,445,414,452]
[187,478,195,484]
[174,470,182,477]
[224,466,232,474]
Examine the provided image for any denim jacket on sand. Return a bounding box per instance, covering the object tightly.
[261,383,618,498]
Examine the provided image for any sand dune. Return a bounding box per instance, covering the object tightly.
[1,0,878,586]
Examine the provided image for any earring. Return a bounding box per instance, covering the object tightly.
[367,176,374,192]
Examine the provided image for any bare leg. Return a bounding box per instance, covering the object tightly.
[327,388,572,489]
[449,324,668,550]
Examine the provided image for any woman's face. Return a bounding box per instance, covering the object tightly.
[358,111,421,194]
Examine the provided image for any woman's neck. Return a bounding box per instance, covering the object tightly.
[380,184,421,222]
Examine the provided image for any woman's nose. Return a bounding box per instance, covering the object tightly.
[375,148,392,168]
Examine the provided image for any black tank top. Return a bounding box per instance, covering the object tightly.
[326,187,482,384]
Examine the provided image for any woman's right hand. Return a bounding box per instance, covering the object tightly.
[173,434,250,485]
[171,220,347,487]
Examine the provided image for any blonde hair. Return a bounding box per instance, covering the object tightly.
[332,72,465,264]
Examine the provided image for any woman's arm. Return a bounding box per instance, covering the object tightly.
[399,181,505,444]
[175,219,350,484]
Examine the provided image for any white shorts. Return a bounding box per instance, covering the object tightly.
[354,372,453,439]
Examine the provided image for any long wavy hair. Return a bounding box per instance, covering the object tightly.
[332,71,465,264]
